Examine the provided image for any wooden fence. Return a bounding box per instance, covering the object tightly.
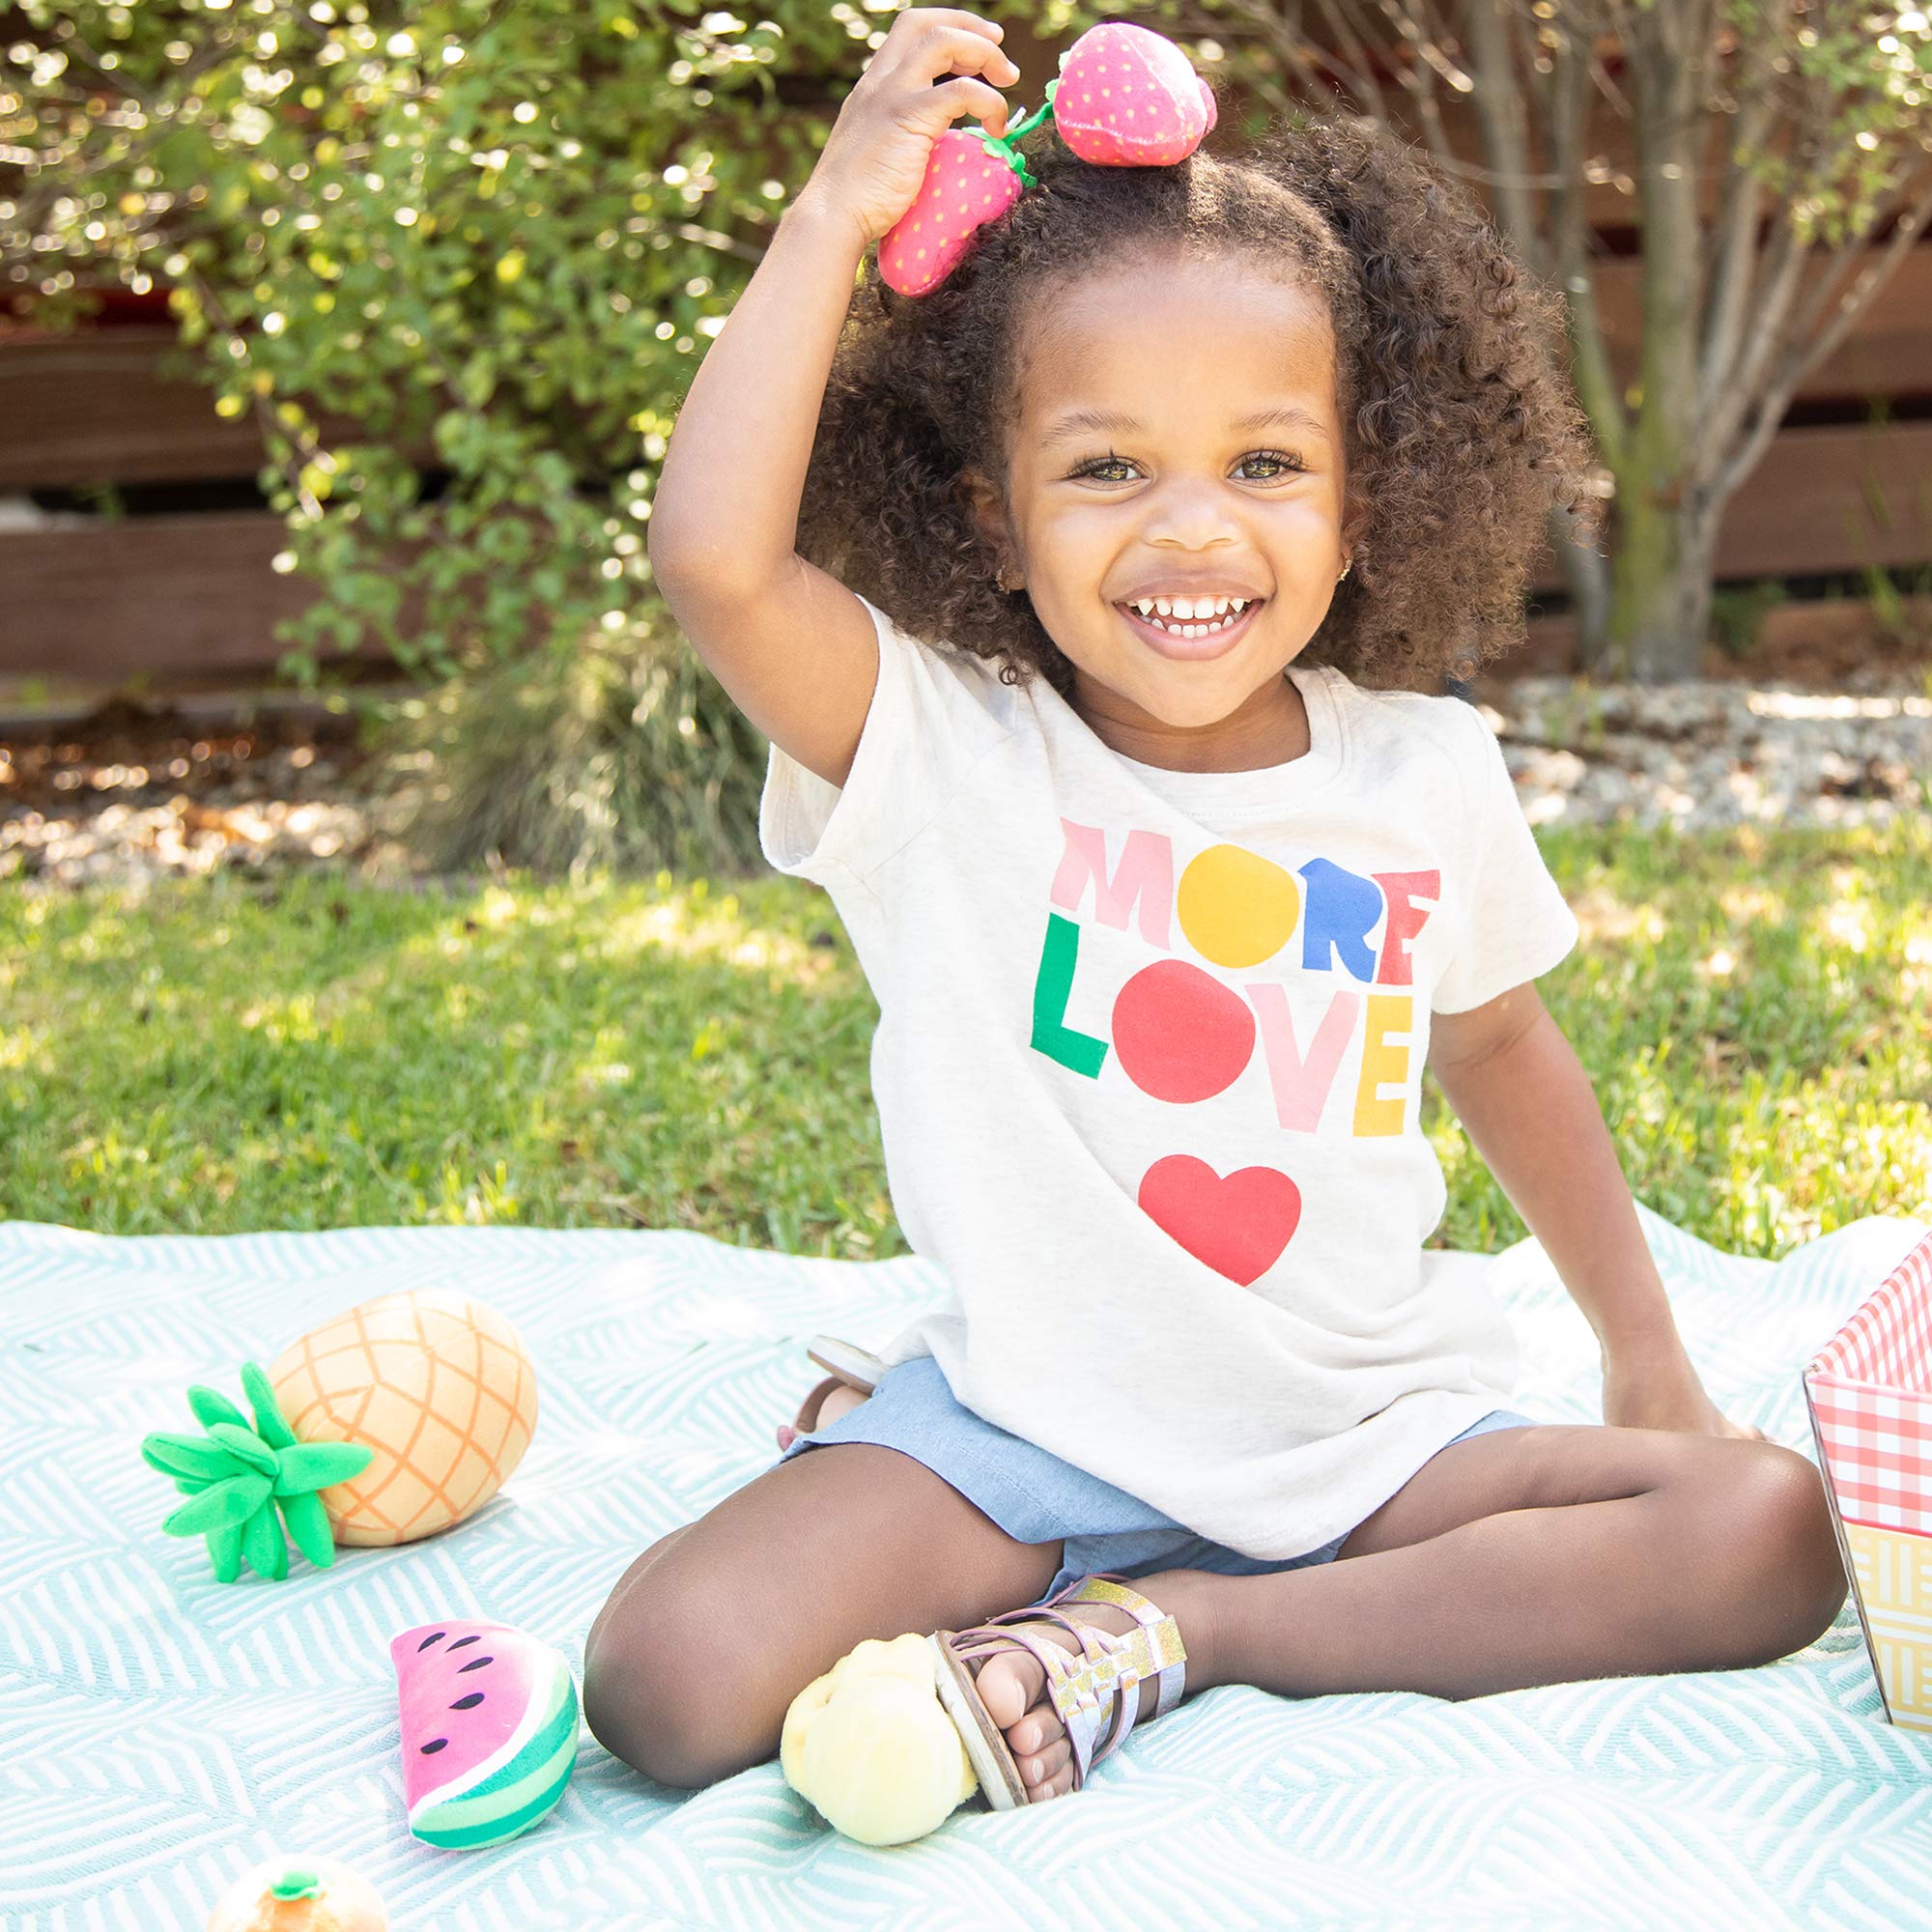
[5,46,1930,683]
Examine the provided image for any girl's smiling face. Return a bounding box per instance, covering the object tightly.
[968,249,1358,772]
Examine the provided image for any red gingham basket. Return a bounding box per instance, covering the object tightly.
[1804,1224,1932,1729]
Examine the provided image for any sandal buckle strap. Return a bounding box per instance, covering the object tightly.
[941,1571,1191,1799]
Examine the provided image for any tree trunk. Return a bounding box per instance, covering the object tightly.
[1604,486,1717,682]
[1548,499,1610,673]
[1617,10,1708,686]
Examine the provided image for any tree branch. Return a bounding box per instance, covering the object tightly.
[1548,1,1625,470]
[1461,0,1538,253]
[1711,162,1932,504]
[1312,0,1394,124]
[1696,15,1782,399]
[1697,49,1843,469]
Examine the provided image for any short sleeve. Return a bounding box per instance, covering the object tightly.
[756,591,1011,893]
[1429,703,1579,1015]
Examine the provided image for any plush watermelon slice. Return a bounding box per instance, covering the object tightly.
[391,1619,580,1850]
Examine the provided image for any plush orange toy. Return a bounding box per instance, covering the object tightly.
[205,1856,387,1932]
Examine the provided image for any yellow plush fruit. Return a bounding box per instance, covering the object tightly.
[781,1632,979,1845]
[268,1289,537,1547]
[205,1854,387,1931]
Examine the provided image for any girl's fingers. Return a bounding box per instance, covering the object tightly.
[906,8,1009,50]
[933,74,1013,138]
[886,19,1023,93]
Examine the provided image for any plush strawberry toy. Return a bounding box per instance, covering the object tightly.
[878,23,1217,297]
[877,126,1030,299]
[1051,20,1217,165]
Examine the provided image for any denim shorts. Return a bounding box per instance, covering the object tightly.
[776,1353,1538,1602]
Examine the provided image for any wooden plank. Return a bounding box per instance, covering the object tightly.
[1531,419,1932,591]
[1586,245,1932,403]
[4,416,1925,680]
[0,327,436,490]
[1712,420,1932,579]
[4,165,1926,501]
[0,510,403,677]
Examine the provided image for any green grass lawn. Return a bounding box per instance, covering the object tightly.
[5,818,1927,1257]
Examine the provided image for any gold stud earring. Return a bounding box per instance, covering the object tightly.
[996,557,1024,593]
[1337,554,1353,582]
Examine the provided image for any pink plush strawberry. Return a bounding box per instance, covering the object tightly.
[879,128,1027,297]
[1050,22,1216,166]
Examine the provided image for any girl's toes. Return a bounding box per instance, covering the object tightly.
[1017,1735,1069,1793]
[972,1650,1040,1729]
[1009,1700,1065,1759]
[1029,1756,1077,1803]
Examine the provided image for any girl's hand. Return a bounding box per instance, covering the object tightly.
[1601,1339,1771,1442]
[793,9,1023,249]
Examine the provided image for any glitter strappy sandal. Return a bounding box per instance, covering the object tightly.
[929,1573,1187,1808]
[776,1334,884,1453]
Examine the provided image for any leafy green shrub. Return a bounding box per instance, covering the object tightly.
[4,0,1131,872]
[370,600,770,880]
[4,0,884,685]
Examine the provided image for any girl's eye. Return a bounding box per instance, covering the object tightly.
[1237,447,1309,481]
[1065,448,1309,485]
[1068,453,1137,484]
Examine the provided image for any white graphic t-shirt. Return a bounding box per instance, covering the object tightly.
[758,591,1579,1560]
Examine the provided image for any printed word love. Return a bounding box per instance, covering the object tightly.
[1032,819,1440,1138]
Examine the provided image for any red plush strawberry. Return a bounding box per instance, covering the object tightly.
[879,128,1027,297]
[874,24,1214,298]
[1049,22,1216,166]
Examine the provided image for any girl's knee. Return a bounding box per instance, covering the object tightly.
[1727,1444,1849,1657]
[583,1535,791,1790]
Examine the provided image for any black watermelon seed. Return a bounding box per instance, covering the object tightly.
[420,1739,448,1755]
[417,1633,446,1651]
[450,1692,485,1711]
[458,1656,494,1672]
[448,1635,482,1651]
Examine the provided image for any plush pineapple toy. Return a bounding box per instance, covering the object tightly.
[140,1289,539,1581]
[781,1634,979,1845]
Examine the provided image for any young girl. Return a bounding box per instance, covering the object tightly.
[584,9,1848,1808]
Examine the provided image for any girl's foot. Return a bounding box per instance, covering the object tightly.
[776,1380,867,1452]
[964,1570,1209,1804]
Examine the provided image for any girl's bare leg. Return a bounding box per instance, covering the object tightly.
[582,1437,1063,1790]
[594,1395,1848,1804]
[1241,1424,1847,1693]
[981,1426,1851,1799]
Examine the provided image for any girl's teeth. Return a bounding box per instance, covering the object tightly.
[1126,597,1250,638]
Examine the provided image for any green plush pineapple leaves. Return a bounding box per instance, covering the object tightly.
[140,1363,375,1584]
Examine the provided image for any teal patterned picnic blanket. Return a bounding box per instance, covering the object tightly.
[4,1206,1928,1931]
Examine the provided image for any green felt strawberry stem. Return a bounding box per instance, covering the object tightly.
[975,92,1054,191]
[242,1494,288,1579]
[142,1433,240,1484]
[139,1361,374,1583]
[208,1521,244,1585]
[1010,92,1055,144]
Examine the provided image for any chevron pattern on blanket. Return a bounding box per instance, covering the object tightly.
[3,1208,1926,1931]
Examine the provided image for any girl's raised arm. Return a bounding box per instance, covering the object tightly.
[646,9,1019,790]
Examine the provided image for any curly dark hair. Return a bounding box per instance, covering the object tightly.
[795,109,1602,696]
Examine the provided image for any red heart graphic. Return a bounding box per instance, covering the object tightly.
[1137,1155,1301,1288]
